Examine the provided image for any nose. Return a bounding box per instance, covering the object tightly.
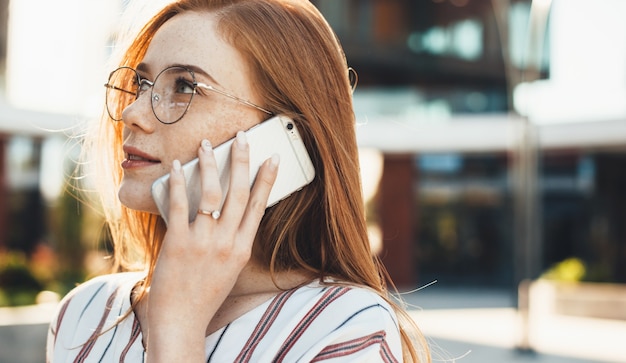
[121,91,157,133]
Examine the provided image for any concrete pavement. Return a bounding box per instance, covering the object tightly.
[403,286,626,363]
[0,303,54,363]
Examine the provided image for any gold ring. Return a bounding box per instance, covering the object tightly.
[197,209,221,220]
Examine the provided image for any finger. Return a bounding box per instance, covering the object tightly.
[167,159,190,230]
[195,139,223,226]
[239,154,279,236]
[220,131,250,223]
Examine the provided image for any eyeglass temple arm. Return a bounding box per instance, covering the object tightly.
[104,83,137,96]
[197,83,273,115]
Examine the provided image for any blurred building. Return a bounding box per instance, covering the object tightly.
[313,0,626,289]
[0,0,120,257]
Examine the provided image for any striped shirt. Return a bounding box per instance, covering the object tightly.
[47,272,402,362]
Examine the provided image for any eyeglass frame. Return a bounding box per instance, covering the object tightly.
[104,65,273,125]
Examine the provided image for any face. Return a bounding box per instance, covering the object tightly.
[118,11,265,213]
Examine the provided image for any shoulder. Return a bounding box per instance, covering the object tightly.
[294,281,399,326]
[47,272,146,361]
[59,271,145,309]
[268,281,403,361]
[49,272,144,339]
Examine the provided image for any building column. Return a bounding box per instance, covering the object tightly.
[377,153,417,288]
[0,136,6,250]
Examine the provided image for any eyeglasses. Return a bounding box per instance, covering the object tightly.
[104,66,273,124]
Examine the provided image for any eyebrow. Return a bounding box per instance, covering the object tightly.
[135,62,222,86]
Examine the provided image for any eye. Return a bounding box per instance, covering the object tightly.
[175,76,196,94]
[138,78,152,97]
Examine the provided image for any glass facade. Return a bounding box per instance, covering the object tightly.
[315,0,546,115]
[416,153,513,286]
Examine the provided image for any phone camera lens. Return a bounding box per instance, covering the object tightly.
[286,122,294,130]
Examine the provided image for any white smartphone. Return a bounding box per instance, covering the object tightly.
[151,114,316,225]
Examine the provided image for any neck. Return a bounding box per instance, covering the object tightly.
[205,259,312,335]
[229,258,312,297]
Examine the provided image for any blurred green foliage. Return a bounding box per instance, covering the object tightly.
[541,257,586,282]
[0,178,99,307]
[0,251,43,306]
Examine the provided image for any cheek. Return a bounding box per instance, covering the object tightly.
[178,110,252,150]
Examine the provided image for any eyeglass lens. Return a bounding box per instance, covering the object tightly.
[105,66,196,124]
[105,67,138,121]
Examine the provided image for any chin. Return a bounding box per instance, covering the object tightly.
[118,184,159,214]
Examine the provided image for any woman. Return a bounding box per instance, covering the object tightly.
[47,0,430,362]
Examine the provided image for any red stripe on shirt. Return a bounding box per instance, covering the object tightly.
[51,296,73,344]
[379,335,400,363]
[235,288,298,361]
[311,331,398,363]
[73,286,121,363]
[273,286,350,362]
[119,315,142,362]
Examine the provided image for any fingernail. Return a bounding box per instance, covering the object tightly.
[236,131,247,149]
[269,153,280,170]
[173,159,181,173]
[201,139,212,153]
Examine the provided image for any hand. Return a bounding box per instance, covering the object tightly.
[146,131,279,361]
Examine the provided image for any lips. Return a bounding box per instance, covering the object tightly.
[122,146,161,169]
[127,153,158,162]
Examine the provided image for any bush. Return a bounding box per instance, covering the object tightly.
[0,251,43,306]
[541,257,586,283]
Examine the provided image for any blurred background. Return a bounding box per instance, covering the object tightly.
[0,0,625,362]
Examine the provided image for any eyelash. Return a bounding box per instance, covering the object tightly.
[174,76,196,93]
